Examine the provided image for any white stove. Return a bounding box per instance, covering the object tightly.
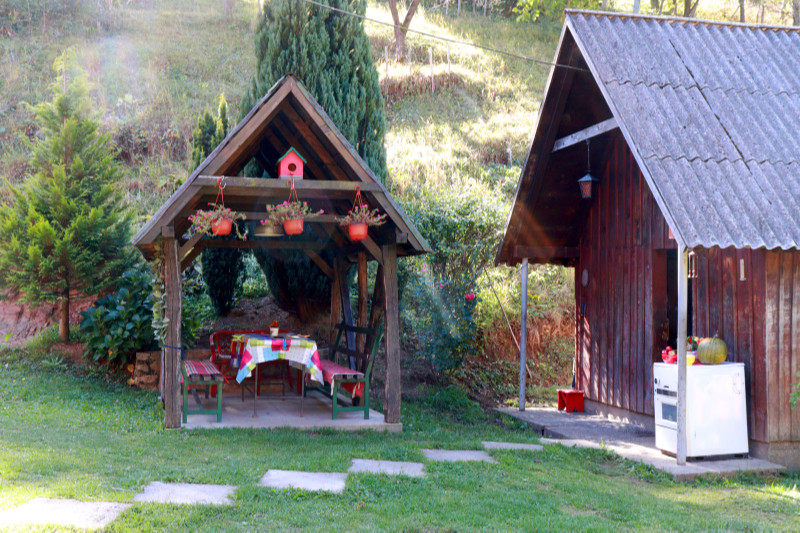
[653,362,748,458]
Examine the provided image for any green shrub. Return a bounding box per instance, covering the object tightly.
[419,385,485,424]
[400,183,506,372]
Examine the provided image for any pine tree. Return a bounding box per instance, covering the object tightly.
[243,0,387,318]
[0,64,133,342]
[192,94,243,316]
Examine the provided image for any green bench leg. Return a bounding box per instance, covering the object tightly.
[216,380,222,422]
[182,380,188,424]
[331,381,339,420]
[363,382,369,420]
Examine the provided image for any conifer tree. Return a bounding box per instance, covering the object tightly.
[243,0,387,318]
[0,63,133,342]
[191,94,243,316]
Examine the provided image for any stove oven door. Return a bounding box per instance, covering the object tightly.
[654,388,678,454]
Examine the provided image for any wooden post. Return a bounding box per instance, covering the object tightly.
[677,247,689,464]
[384,45,389,79]
[162,236,182,429]
[330,262,343,345]
[447,45,451,83]
[382,243,401,424]
[357,252,368,353]
[519,258,529,411]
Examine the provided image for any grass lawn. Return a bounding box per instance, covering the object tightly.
[1,351,799,532]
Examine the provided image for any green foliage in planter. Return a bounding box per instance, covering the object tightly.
[400,184,506,372]
[243,0,387,317]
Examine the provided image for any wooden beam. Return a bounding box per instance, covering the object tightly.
[551,117,619,152]
[200,239,331,250]
[304,249,334,279]
[514,246,579,259]
[179,232,203,260]
[361,236,384,265]
[676,247,689,465]
[382,243,401,424]
[162,237,182,429]
[356,253,368,353]
[196,176,383,193]
[180,242,205,272]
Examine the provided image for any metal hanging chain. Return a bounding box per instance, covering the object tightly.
[212,177,226,207]
[287,178,299,203]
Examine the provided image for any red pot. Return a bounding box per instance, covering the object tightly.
[211,218,232,236]
[284,218,304,235]
[348,223,368,242]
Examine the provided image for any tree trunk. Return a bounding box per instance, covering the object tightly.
[650,0,660,9]
[58,291,69,343]
[634,0,640,13]
[794,0,799,25]
[683,0,698,18]
[387,0,422,62]
[394,26,406,61]
[739,0,745,22]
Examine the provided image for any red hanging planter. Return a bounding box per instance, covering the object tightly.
[348,223,368,242]
[211,218,233,236]
[284,218,304,235]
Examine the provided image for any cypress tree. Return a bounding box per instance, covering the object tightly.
[244,0,387,318]
[191,94,243,316]
[0,65,133,342]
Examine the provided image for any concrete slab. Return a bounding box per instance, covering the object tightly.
[260,469,348,493]
[421,449,498,463]
[348,459,426,477]
[502,408,785,481]
[482,441,543,452]
[183,393,400,432]
[133,482,236,505]
[0,498,131,530]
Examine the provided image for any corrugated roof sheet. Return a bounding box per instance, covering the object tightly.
[568,11,800,250]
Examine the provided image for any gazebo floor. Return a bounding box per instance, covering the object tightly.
[183,392,400,432]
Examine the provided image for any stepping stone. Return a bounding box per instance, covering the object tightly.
[482,441,544,452]
[421,449,498,463]
[0,498,131,530]
[348,459,426,477]
[134,482,236,505]
[260,469,348,493]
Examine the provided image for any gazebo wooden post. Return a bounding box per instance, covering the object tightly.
[162,233,183,429]
[356,252,368,354]
[519,258,529,411]
[676,247,689,464]
[382,242,401,424]
[330,265,343,345]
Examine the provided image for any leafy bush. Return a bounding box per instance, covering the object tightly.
[400,183,506,372]
[80,269,156,363]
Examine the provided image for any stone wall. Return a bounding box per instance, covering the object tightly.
[132,348,210,390]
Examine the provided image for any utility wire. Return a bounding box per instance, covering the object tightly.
[297,0,588,72]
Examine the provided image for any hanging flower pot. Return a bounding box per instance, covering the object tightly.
[188,179,247,240]
[265,179,323,237]
[336,185,387,242]
[211,218,233,236]
[284,218,304,235]
[347,223,368,242]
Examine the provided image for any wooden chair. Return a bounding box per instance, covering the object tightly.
[305,322,382,419]
[210,329,293,398]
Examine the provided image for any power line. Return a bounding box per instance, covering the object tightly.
[296,0,588,72]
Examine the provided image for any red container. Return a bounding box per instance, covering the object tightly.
[557,389,584,413]
[348,223,368,241]
[284,218,304,235]
[211,218,232,236]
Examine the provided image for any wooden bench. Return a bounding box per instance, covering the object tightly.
[181,359,224,423]
[306,322,382,420]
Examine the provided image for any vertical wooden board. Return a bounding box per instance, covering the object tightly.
[382,243,401,424]
[574,262,582,388]
[582,233,592,393]
[590,189,599,402]
[162,237,182,429]
[751,250,768,442]
[614,254,624,408]
[791,252,800,440]
[764,251,781,442]
[721,249,737,358]
[735,249,754,437]
[707,247,722,337]
[598,162,607,405]
[695,249,709,337]
[644,246,654,415]
[778,252,793,441]
[636,247,644,413]
[622,248,631,411]
[330,267,343,345]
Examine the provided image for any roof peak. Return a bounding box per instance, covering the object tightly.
[566,9,800,33]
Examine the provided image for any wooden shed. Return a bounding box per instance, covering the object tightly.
[497,11,800,467]
[132,75,430,428]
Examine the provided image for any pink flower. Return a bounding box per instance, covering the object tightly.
[465,293,475,301]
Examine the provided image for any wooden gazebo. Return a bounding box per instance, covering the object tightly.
[132,75,430,428]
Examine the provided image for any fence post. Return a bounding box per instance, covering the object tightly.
[429,46,434,93]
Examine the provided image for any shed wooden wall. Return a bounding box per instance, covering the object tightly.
[575,135,674,417]
[575,136,799,447]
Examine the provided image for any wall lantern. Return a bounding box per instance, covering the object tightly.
[578,139,598,199]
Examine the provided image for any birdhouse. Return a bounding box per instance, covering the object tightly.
[278,147,306,180]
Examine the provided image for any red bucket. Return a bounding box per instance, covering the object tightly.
[348,223,368,242]
[284,218,304,235]
[211,218,232,236]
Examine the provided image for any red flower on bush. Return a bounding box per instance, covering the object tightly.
[465,293,475,301]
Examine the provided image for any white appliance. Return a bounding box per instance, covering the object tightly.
[653,362,748,457]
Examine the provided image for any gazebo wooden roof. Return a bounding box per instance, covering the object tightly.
[133,75,428,428]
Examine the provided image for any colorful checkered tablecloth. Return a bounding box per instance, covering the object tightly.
[234,334,323,385]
